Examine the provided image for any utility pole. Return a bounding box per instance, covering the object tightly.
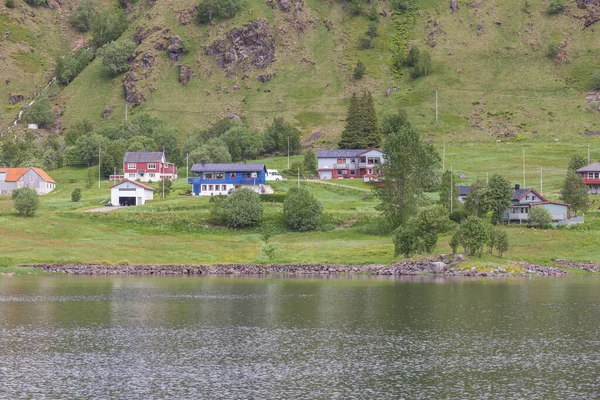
[287,136,290,170]
[442,142,446,171]
[539,167,543,196]
[522,147,526,188]
[450,165,453,214]
[98,147,101,189]
[588,145,591,165]
[435,89,439,122]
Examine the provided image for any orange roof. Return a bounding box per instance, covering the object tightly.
[110,179,155,191]
[1,168,55,183]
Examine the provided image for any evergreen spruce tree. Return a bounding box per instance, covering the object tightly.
[338,91,381,149]
[338,93,362,149]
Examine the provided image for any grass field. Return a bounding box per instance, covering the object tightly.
[0,156,599,269]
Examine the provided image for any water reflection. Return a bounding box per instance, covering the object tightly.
[0,275,599,399]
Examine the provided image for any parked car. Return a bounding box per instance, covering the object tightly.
[266,169,282,181]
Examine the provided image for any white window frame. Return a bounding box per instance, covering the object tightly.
[215,172,225,180]
[204,173,213,180]
[148,163,156,170]
[149,173,156,178]
[128,163,136,169]
[128,173,136,178]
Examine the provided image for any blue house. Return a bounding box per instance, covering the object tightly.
[188,163,267,196]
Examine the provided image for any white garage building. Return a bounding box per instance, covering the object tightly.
[110,179,155,206]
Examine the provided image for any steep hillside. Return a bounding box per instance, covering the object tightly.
[3,0,600,146]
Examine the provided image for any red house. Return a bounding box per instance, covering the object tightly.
[576,162,600,194]
[122,152,177,182]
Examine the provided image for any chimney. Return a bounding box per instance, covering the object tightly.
[515,184,520,190]
[201,159,205,166]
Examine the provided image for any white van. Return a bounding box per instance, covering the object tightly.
[266,169,282,181]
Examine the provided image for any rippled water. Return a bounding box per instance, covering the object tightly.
[0,275,599,399]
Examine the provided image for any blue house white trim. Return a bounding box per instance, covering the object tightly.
[188,163,267,196]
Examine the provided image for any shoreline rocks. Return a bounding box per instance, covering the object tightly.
[25,259,572,278]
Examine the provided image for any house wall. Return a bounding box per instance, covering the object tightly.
[188,170,266,195]
[111,182,154,205]
[319,170,332,179]
[540,203,568,221]
[123,162,178,182]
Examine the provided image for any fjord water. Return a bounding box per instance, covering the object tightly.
[0,276,598,399]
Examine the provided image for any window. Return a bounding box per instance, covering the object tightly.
[524,207,529,214]
[208,185,213,191]
[148,163,156,169]
[202,185,207,191]
[129,173,136,178]
[350,170,355,176]
[215,172,225,180]
[596,172,600,179]
[222,185,227,191]
[204,173,213,180]
[230,173,236,178]
[246,173,252,178]
[589,172,595,179]
[149,173,155,178]
[337,170,344,175]
[368,169,373,174]
[128,163,136,169]
[360,156,366,163]
[337,158,346,164]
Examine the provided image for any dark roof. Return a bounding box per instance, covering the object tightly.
[457,185,471,196]
[317,150,365,158]
[576,162,600,173]
[513,188,531,201]
[123,152,164,163]
[190,163,266,173]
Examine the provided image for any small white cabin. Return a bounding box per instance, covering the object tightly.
[110,179,155,206]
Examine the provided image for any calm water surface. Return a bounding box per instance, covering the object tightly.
[0,275,599,399]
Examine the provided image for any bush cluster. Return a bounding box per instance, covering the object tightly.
[394,46,432,79]
[197,0,240,24]
[283,187,324,232]
[12,188,39,217]
[99,40,136,77]
[211,189,263,228]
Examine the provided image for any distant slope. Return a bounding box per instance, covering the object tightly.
[4,0,600,145]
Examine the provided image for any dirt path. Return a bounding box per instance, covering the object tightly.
[305,179,372,192]
[83,207,122,213]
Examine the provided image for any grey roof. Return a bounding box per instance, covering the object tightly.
[513,188,531,200]
[576,162,600,173]
[457,185,471,196]
[317,149,365,158]
[123,152,165,163]
[190,163,266,173]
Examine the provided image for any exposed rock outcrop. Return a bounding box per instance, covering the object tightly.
[168,36,185,62]
[450,0,458,13]
[257,73,274,82]
[206,20,276,77]
[8,93,24,105]
[178,64,194,85]
[177,6,197,25]
[123,71,147,105]
[103,105,112,119]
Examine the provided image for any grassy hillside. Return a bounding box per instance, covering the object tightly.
[51,0,600,146]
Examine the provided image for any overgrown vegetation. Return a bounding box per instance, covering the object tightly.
[25,95,54,128]
[196,0,241,24]
[211,188,263,227]
[70,0,97,32]
[100,40,136,77]
[283,187,323,232]
[11,187,39,217]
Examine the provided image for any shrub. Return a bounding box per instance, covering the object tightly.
[547,42,560,58]
[197,0,240,24]
[155,178,173,197]
[394,226,417,257]
[25,95,54,128]
[454,216,488,256]
[528,206,552,229]
[350,0,362,15]
[495,229,509,257]
[92,8,128,47]
[211,188,263,228]
[55,48,94,85]
[100,40,136,76]
[283,187,323,231]
[5,0,15,8]
[71,188,82,202]
[70,0,96,32]
[547,0,565,15]
[590,71,600,91]
[522,0,531,13]
[303,149,317,173]
[410,51,431,79]
[353,60,366,80]
[25,0,46,5]
[359,36,374,49]
[11,188,39,217]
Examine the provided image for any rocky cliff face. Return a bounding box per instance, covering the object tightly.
[206,20,276,77]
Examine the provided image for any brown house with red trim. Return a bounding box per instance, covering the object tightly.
[576,162,600,194]
[317,149,384,180]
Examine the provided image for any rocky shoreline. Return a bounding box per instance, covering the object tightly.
[25,256,581,277]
